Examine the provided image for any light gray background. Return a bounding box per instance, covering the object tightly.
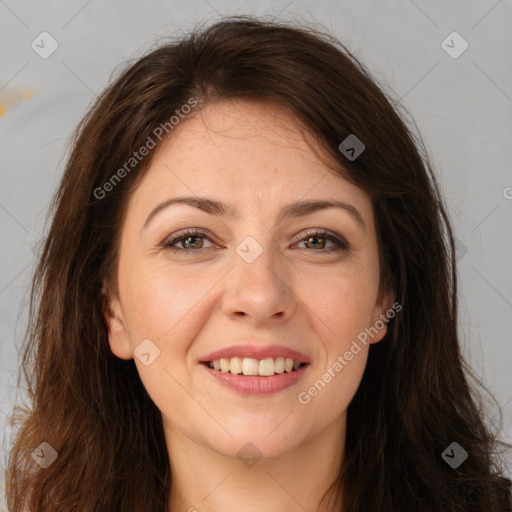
[1,0,511,507]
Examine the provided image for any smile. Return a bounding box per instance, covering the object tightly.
[201,358,310,395]
[204,356,305,376]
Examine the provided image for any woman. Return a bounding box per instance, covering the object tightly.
[5,15,511,511]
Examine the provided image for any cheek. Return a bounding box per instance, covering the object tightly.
[119,264,207,413]
[295,266,376,407]
[298,347,368,423]
[121,260,215,342]
[301,263,379,341]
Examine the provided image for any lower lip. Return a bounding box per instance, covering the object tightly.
[201,363,309,395]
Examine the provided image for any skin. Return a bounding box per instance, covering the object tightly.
[103,98,394,511]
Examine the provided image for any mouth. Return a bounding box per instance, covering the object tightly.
[200,357,310,395]
[201,356,308,377]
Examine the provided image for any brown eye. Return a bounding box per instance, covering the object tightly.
[297,230,349,252]
[303,235,329,250]
[161,228,349,255]
[180,235,204,249]
[162,229,214,252]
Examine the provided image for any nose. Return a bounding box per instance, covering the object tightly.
[221,242,296,326]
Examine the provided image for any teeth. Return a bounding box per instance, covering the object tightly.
[259,358,275,376]
[229,357,242,374]
[241,357,259,375]
[206,356,305,376]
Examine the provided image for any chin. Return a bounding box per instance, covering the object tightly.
[211,432,303,463]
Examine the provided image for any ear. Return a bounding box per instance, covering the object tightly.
[368,285,396,345]
[100,281,132,360]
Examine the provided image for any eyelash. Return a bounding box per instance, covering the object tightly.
[161,228,349,254]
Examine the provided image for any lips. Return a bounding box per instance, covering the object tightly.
[198,344,311,364]
[201,360,309,395]
[198,343,311,395]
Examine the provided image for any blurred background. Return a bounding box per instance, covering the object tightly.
[1,0,511,506]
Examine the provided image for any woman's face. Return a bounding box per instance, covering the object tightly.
[105,98,393,460]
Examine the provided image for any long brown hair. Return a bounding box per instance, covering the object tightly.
[5,15,511,511]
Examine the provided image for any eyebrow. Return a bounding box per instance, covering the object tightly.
[142,196,366,231]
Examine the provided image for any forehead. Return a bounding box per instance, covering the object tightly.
[176,98,309,141]
[126,98,373,227]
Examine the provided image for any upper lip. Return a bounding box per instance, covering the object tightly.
[199,344,311,364]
